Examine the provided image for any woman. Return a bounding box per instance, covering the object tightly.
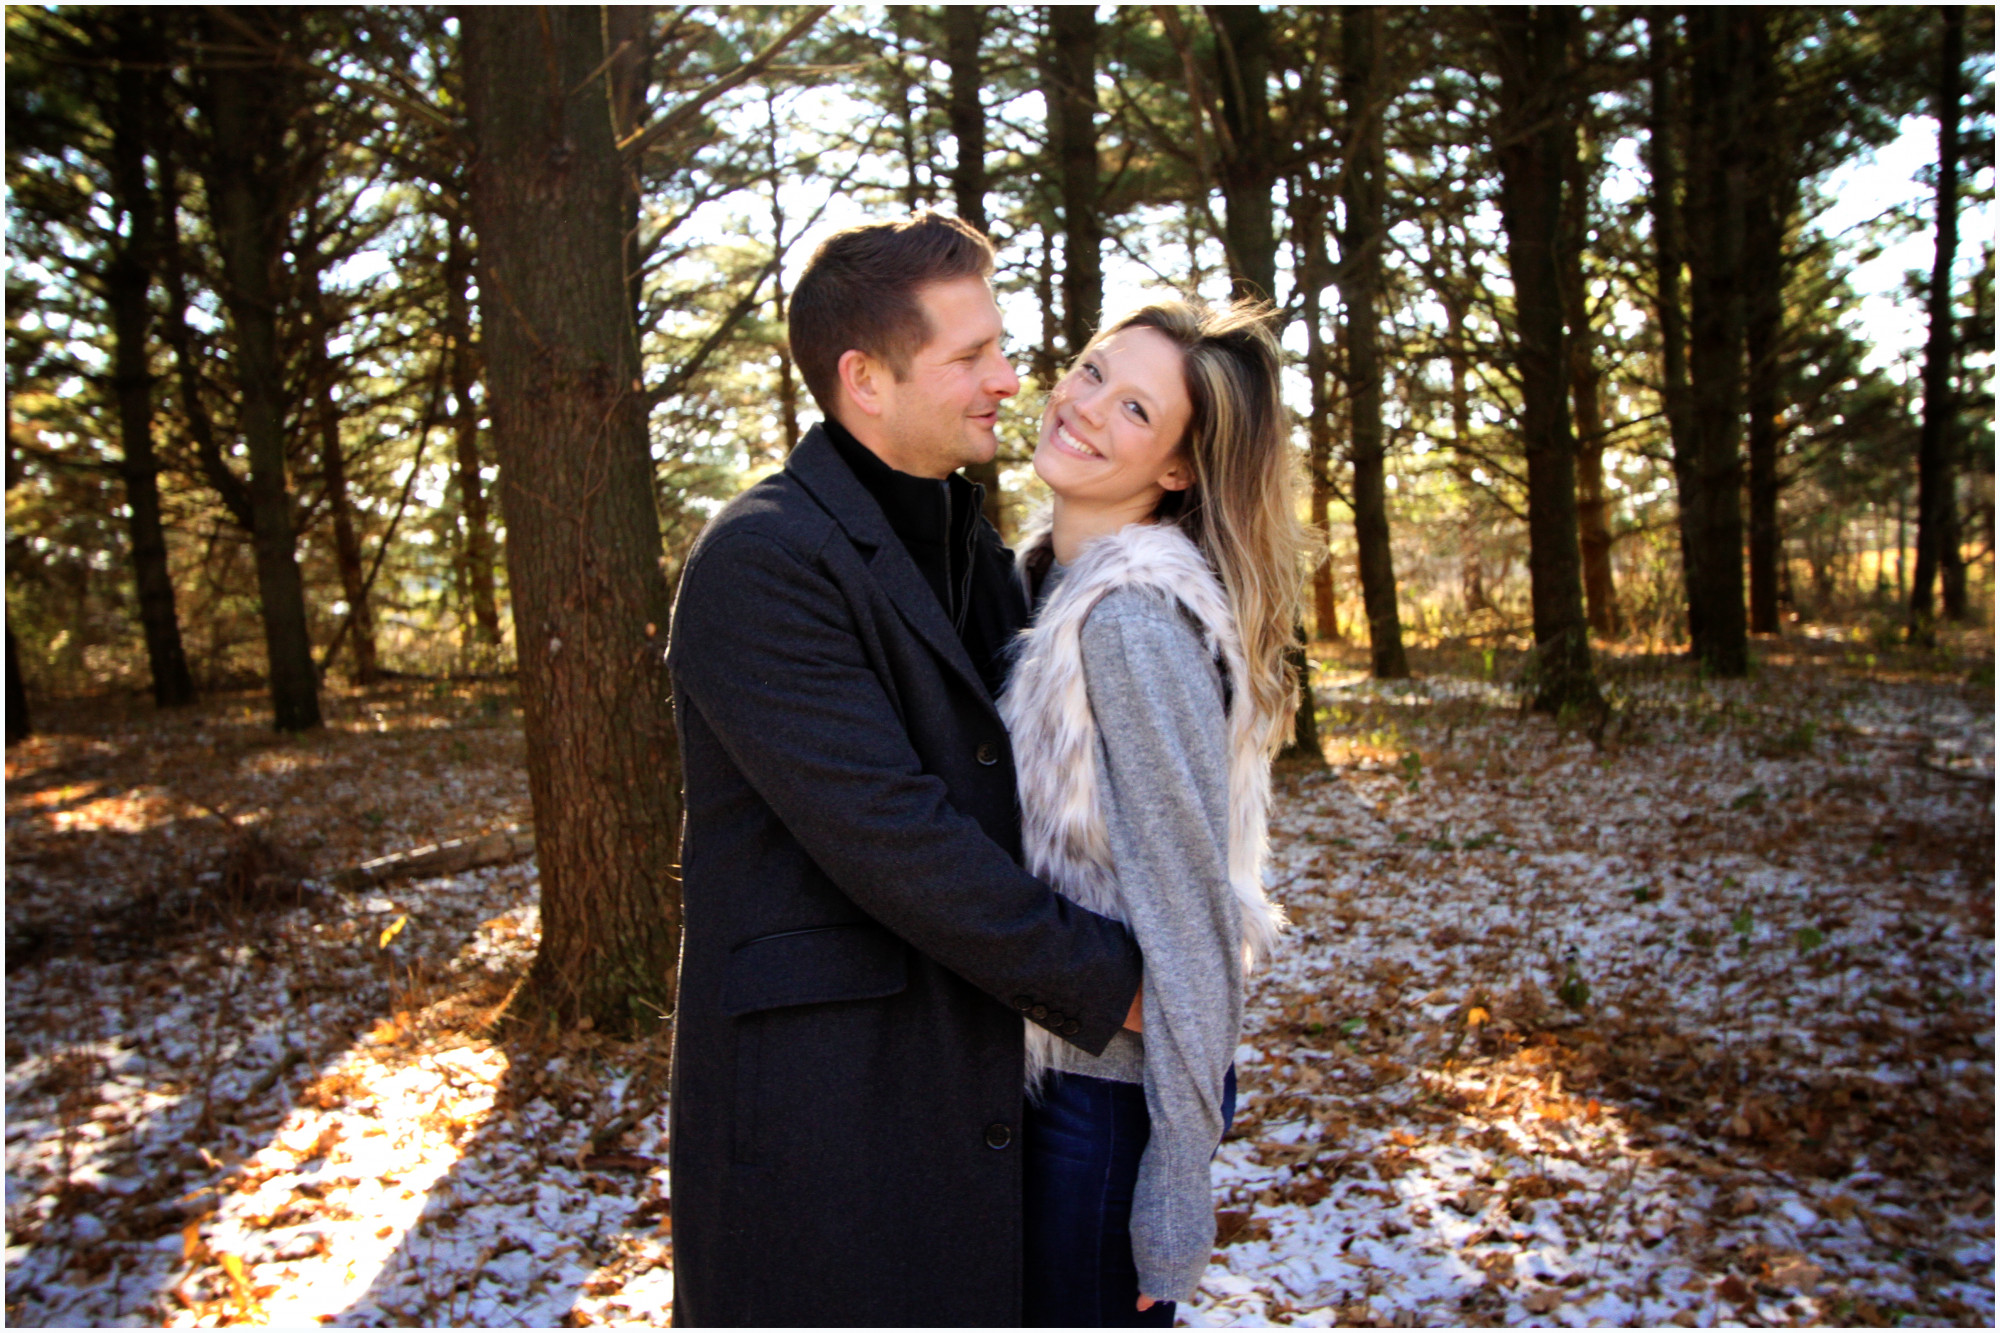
[999,298,1308,1325]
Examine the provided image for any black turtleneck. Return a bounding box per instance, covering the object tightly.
[821,417,1025,697]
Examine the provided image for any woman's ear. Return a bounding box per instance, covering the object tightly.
[836,349,886,419]
[1158,451,1195,493]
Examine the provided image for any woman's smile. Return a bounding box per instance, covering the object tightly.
[1049,417,1104,459]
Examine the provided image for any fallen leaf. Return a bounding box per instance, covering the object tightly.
[1714,1274,1754,1305]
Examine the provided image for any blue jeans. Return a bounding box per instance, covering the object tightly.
[1021,1067,1236,1327]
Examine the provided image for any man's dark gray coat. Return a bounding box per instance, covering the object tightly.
[666,426,1144,1326]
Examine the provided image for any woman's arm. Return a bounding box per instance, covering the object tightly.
[1079,587,1245,1306]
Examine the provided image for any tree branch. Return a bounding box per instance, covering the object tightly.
[617,7,831,159]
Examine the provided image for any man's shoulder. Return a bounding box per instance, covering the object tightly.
[686,467,837,572]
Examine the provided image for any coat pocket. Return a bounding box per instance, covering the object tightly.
[721,922,909,1016]
[724,922,909,1165]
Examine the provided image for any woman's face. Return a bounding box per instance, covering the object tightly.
[1033,325,1194,512]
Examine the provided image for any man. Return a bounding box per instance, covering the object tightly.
[666,212,1144,1326]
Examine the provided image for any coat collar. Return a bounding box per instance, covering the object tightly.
[787,424,1001,716]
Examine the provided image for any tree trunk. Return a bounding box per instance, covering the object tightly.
[1211,4,1278,300]
[1491,6,1598,713]
[107,14,196,708]
[945,5,1003,528]
[316,377,379,683]
[1645,12,1701,654]
[1338,6,1409,679]
[444,220,502,646]
[1559,96,1621,639]
[195,8,322,731]
[1911,4,1965,641]
[1683,7,1751,675]
[462,7,684,1035]
[1292,170,1340,644]
[1047,4,1102,353]
[5,626,27,743]
[604,6,652,336]
[1743,14,1788,636]
[946,6,989,233]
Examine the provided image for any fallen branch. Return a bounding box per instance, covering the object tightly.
[325,824,536,893]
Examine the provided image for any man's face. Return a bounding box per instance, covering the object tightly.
[868,276,1020,479]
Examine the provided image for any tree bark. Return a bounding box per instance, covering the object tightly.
[462,7,684,1035]
[1645,12,1702,654]
[1559,96,1621,639]
[444,219,502,646]
[107,13,196,708]
[1491,5,1598,713]
[1210,4,1278,300]
[1743,13,1789,635]
[194,8,322,731]
[1911,4,1965,641]
[1337,6,1409,679]
[1683,7,1751,675]
[945,5,1003,528]
[1047,5,1103,353]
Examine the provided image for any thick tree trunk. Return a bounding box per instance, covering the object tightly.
[1559,102,1621,639]
[107,19,196,708]
[1911,5,1965,641]
[1492,6,1598,713]
[462,8,684,1034]
[945,5,1003,528]
[1645,12,1702,654]
[604,6,652,336]
[1338,7,1409,680]
[1744,14,1788,636]
[1683,8,1751,675]
[1047,5,1103,353]
[195,9,321,731]
[1211,4,1278,300]
[444,221,502,646]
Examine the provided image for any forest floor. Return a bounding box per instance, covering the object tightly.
[5,629,1992,1328]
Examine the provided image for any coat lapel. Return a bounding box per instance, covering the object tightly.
[787,427,1002,720]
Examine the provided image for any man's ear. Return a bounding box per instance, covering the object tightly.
[836,349,888,419]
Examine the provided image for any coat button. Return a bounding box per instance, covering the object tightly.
[1031,1004,1049,1020]
[985,1122,1013,1149]
[1063,1019,1082,1036]
[1013,995,1034,1013]
[976,741,999,765]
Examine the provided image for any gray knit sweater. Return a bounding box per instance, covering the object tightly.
[1036,575,1244,1305]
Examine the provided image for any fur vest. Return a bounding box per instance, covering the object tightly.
[998,521,1286,1085]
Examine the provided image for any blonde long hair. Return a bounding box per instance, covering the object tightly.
[1079,299,1313,754]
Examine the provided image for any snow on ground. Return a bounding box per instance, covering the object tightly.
[5,655,1992,1326]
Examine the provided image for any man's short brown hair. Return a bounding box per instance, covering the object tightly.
[789,211,996,415]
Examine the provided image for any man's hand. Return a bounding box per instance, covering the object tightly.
[1123,988,1144,1033]
[1137,1295,1159,1312]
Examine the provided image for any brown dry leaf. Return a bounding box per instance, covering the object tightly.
[1714,1274,1754,1306]
[1766,1256,1824,1290]
[1522,1287,1562,1314]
